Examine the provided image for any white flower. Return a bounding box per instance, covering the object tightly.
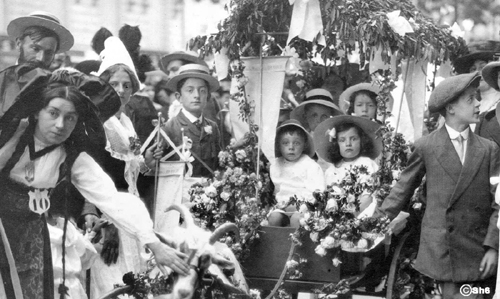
[299,204,308,213]
[346,194,356,203]
[220,191,231,201]
[325,199,338,212]
[314,245,327,257]
[356,238,369,250]
[204,125,213,135]
[235,149,247,160]
[392,169,401,181]
[286,260,299,269]
[332,257,342,267]
[205,185,217,197]
[310,232,319,242]
[321,236,337,249]
[303,212,311,221]
[201,194,211,204]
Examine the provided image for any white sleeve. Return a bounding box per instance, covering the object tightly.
[306,160,326,192]
[71,152,158,246]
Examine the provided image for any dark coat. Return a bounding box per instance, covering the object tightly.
[475,109,500,147]
[378,126,499,282]
[162,110,221,177]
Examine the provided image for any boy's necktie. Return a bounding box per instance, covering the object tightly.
[455,134,465,164]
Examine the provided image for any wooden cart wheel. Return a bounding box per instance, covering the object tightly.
[385,229,413,299]
[97,285,132,299]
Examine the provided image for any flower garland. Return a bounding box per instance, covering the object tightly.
[189,138,273,261]
[293,166,391,257]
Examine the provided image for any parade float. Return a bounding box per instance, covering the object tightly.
[104,0,468,298]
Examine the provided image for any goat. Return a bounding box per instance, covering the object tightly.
[154,204,249,299]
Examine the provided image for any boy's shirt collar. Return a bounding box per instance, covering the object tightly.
[181,108,203,123]
[445,123,469,140]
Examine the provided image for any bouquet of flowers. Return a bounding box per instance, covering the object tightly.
[294,165,391,257]
[189,138,273,260]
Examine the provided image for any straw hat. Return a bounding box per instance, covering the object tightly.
[339,82,394,114]
[290,89,343,129]
[159,50,208,72]
[481,61,500,91]
[166,64,219,93]
[275,119,315,158]
[453,40,500,74]
[428,72,480,113]
[313,115,382,163]
[7,11,74,52]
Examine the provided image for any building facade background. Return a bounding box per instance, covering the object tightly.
[0,0,228,70]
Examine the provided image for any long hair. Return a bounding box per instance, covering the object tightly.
[98,63,140,94]
[327,123,374,165]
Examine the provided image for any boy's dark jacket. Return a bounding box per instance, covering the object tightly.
[378,125,499,282]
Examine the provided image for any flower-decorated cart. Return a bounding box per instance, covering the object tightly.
[184,0,466,297]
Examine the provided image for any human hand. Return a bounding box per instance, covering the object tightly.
[101,223,120,265]
[145,142,165,169]
[479,248,498,279]
[147,241,190,276]
[84,214,99,233]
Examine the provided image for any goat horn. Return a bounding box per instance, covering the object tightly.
[164,204,195,228]
[209,223,239,245]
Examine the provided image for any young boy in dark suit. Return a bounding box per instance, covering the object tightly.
[376,72,499,299]
[158,64,221,177]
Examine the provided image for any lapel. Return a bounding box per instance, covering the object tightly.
[433,126,462,184]
[177,111,202,141]
[448,131,486,208]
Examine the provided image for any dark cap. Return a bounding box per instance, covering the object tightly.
[428,72,480,113]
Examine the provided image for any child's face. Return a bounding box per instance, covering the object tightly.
[305,104,334,132]
[447,86,480,125]
[176,78,209,117]
[353,94,377,119]
[337,127,361,162]
[279,132,305,162]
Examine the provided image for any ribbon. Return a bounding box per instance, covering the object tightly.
[287,0,324,45]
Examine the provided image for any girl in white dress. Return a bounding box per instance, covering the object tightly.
[313,115,382,213]
[268,119,325,227]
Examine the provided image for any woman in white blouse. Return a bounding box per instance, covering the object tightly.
[0,75,188,299]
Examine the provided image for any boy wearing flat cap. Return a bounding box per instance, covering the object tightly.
[376,72,499,299]
[0,11,74,118]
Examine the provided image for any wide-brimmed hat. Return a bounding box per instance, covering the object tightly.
[0,70,109,151]
[428,72,480,113]
[481,61,500,91]
[166,64,219,93]
[159,50,208,73]
[275,119,315,158]
[453,40,500,74]
[313,115,382,163]
[290,89,343,129]
[339,82,394,114]
[7,11,74,52]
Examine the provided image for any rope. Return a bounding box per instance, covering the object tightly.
[264,230,297,299]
